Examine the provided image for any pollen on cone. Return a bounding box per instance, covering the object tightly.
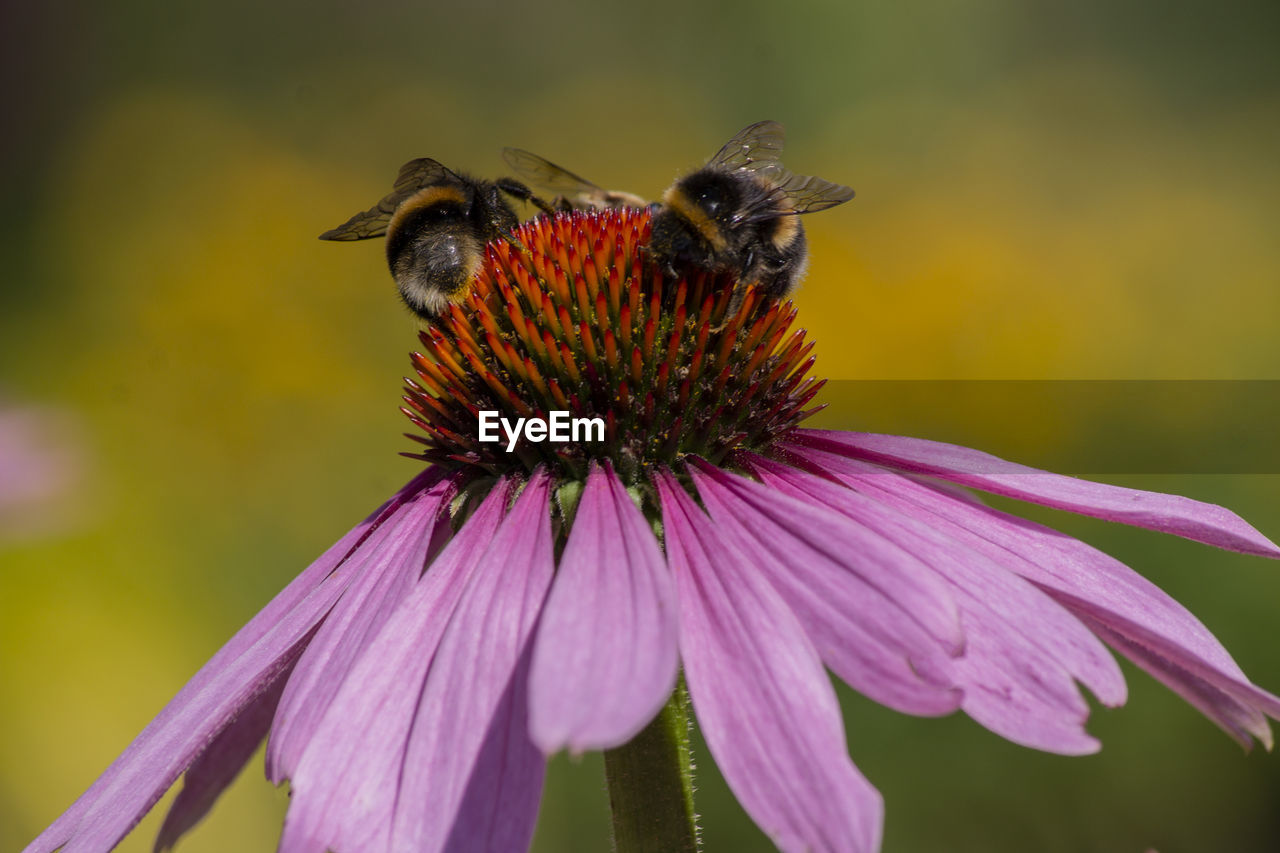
[402,208,819,484]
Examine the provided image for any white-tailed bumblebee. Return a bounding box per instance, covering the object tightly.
[649,120,855,305]
[502,148,648,211]
[320,158,551,319]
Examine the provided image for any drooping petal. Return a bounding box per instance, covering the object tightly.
[794,429,1280,558]
[279,479,512,853]
[154,663,293,852]
[23,470,444,853]
[529,461,678,753]
[685,458,961,717]
[751,453,1125,754]
[442,644,544,853]
[1083,618,1274,749]
[789,443,1280,748]
[656,470,883,853]
[389,470,555,853]
[266,476,454,781]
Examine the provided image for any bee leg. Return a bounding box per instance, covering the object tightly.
[710,283,752,333]
[505,231,529,253]
[496,177,556,215]
[725,284,747,319]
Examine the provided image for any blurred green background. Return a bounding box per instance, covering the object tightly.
[2,1,1279,851]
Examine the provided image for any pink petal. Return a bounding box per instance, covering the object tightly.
[788,444,1280,748]
[794,429,1280,558]
[1083,617,1274,749]
[656,470,883,853]
[154,662,292,852]
[685,459,961,717]
[280,479,512,853]
[442,645,544,853]
[753,453,1125,755]
[529,461,678,753]
[389,470,555,852]
[266,476,454,781]
[23,470,444,853]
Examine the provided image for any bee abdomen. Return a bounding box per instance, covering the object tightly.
[390,228,484,318]
[750,222,809,299]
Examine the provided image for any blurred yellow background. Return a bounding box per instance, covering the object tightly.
[2,1,1278,851]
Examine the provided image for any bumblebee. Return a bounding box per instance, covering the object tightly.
[320,158,551,319]
[649,120,855,306]
[502,148,648,211]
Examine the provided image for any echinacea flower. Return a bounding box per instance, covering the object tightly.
[26,207,1280,853]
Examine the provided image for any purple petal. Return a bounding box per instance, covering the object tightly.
[154,662,293,852]
[752,453,1125,755]
[266,476,454,781]
[656,470,883,853]
[23,470,444,853]
[794,429,1280,558]
[788,443,1280,748]
[1083,617,1274,749]
[443,644,545,853]
[529,461,678,753]
[279,479,512,853]
[387,471,555,852]
[685,459,961,717]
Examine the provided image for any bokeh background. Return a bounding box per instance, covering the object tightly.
[3,1,1279,850]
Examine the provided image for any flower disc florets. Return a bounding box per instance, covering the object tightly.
[402,207,823,486]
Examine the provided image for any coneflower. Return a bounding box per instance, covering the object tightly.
[26,208,1280,853]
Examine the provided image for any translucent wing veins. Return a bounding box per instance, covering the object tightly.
[319,157,455,241]
[501,148,604,195]
[707,120,786,172]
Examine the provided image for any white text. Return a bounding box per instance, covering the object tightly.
[477,410,605,452]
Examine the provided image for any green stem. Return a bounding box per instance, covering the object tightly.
[603,679,700,852]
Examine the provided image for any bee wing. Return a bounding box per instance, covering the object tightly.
[318,204,396,241]
[707,120,786,171]
[733,165,855,224]
[319,157,454,241]
[770,171,856,214]
[502,148,604,195]
[390,157,456,197]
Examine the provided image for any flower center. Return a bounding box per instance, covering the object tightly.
[402,207,823,486]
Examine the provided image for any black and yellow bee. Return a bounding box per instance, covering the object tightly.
[501,148,648,212]
[649,120,855,306]
[320,158,551,319]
